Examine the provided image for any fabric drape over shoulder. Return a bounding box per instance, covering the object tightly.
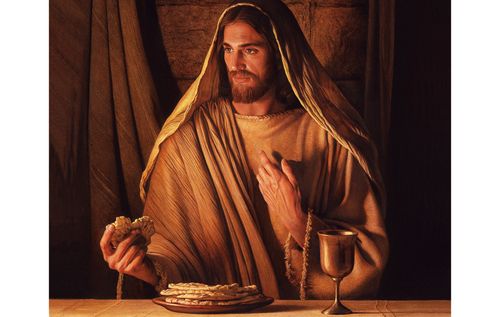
[144,99,388,299]
[144,99,280,297]
[139,0,385,213]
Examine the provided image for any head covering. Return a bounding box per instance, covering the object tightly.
[140,0,385,213]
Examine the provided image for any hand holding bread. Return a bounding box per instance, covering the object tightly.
[99,216,158,285]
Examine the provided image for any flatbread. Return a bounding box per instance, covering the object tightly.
[175,292,254,301]
[167,282,241,291]
[161,282,263,305]
[163,294,264,306]
[166,282,256,292]
[161,288,259,300]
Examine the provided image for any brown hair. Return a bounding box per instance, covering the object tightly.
[215,6,297,106]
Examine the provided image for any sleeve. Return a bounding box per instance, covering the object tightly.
[286,148,389,299]
[142,132,209,293]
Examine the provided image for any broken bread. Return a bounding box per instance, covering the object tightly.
[109,216,155,248]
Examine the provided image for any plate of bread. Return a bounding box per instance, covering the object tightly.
[153,282,273,313]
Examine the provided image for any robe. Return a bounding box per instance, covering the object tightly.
[143,98,388,299]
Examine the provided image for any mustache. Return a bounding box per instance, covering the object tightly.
[229,70,257,79]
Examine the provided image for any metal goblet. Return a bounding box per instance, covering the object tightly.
[318,229,358,315]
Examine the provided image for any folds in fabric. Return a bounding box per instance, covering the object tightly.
[88,0,161,297]
[143,99,388,299]
[49,0,92,298]
[140,0,386,216]
[364,0,395,178]
[144,99,280,297]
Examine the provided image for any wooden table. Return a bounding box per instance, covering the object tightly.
[49,299,450,316]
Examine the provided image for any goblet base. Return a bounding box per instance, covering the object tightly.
[322,301,352,315]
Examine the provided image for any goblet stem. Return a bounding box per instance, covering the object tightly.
[322,277,352,315]
[333,277,340,304]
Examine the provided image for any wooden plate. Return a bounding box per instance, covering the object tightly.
[152,295,274,314]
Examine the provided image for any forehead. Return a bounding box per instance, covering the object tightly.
[222,21,265,45]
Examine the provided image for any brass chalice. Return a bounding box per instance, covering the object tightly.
[318,229,358,315]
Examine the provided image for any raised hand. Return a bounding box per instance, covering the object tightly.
[256,151,307,246]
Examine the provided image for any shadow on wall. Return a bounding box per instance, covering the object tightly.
[137,0,181,121]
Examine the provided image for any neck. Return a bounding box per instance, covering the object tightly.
[231,87,286,116]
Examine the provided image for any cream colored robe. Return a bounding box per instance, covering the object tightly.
[144,98,388,299]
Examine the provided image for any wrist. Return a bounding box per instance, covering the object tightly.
[290,207,307,231]
[132,257,158,286]
[282,207,306,246]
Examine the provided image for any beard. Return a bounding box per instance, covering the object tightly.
[229,69,273,103]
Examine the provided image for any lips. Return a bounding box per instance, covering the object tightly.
[230,71,255,83]
[232,76,251,83]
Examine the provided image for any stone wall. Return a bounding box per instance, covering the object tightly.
[155,0,368,112]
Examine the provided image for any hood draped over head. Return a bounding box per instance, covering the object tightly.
[140,0,385,213]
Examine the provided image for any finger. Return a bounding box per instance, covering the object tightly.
[281,159,298,187]
[256,173,264,185]
[259,166,280,190]
[114,231,140,261]
[258,182,272,203]
[259,151,282,181]
[100,225,115,259]
[124,249,146,274]
[257,174,270,193]
[257,167,271,185]
[257,174,272,202]
[116,245,141,272]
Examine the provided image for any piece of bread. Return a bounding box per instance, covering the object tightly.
[109,216,155,248]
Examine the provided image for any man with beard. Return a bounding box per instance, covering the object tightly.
[100,0,388,300]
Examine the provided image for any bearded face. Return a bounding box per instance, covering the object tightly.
[223,21,275,104]
[228,69,274,103]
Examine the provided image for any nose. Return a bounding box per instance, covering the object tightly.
[229,50,246,71]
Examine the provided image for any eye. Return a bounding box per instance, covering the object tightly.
[245,48,258,55]
[223,47,233,54]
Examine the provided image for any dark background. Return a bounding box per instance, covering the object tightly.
[379,0,450,299]
[49,0,450,299]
